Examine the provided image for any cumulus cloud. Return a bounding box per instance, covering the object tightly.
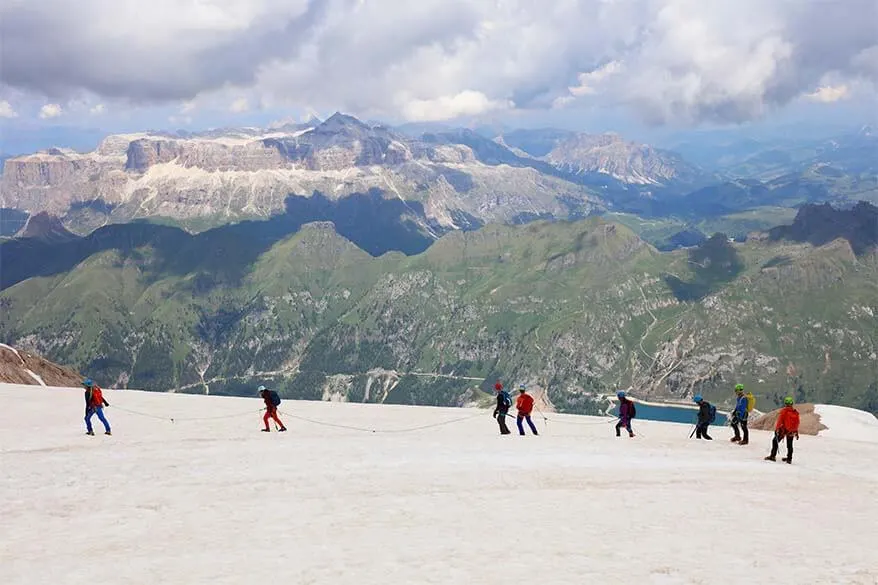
[1,0,876,125]
[399,90,510,122]
[807,85,851,103]
[38,104,63,119]
[0,100,17,118]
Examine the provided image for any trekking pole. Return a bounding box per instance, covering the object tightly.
[689,425,697,438]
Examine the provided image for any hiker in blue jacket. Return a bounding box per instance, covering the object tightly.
[730,384,749,445]
[694,395,714,440]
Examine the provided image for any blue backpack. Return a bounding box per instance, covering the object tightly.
[500,391,512,409]
[708,404,717,424]
[269,390,281,407]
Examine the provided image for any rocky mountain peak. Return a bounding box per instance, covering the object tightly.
[18,211,77,242]
[315,112,373,135]
[770,202,878,255]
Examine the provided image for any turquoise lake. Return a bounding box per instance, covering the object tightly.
[612,400,729,426]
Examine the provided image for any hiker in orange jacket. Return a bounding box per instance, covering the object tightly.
[515,385,538,436]
[765,396,800,464]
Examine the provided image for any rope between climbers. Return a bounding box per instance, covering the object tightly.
[279,410,485,434]
[112,405,263,423]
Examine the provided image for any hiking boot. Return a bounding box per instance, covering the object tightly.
[764,456,776,462]
[782,457,792,464]
[739,440,749,446]
[615,430,621,437]
[629,432,635,438]
[104,431,112,436]
[86,431,95,436]
[730,437,741,443]
[278,427,287,432]
[261,429,270,432]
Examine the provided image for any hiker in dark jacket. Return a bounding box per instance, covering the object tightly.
[730,384,749,445]
[259,385,287,432]
[693,395,713,440]
[615,391,635,438]
[492,382,512,435]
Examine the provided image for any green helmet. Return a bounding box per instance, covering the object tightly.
[735,384,745,392]
[783,396,794,405]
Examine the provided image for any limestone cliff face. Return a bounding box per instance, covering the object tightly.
[0,113,604,232]
[544,133,697,185]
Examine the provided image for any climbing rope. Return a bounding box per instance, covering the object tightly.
[111,405,263,423]
[279,410,486,434]
[110,402,487,433]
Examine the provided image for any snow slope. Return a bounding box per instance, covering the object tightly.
[2,384,877,585]
[815,404,878,442]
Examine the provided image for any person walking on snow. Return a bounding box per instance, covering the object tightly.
[765,396,800,464]
[515,385,538,435]
[730,384,750,445]
[492,382,512,435]
[615,391,636,437]
[693,395,713,440]
[259,385,287,432]
[83,378,111,436]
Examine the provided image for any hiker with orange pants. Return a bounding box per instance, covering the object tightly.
[765,396,800,464]
[515,384,538,436]
[259,385,287,432]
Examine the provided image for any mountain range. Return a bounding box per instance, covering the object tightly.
[1,202,876,414]
[1,114,876,414]
[3,114,876,256]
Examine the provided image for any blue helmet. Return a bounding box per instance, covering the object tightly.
[82,378,94,387]
[693,394,703,403]
[617,391,626,398]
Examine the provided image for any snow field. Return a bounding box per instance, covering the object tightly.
[1,384,877,585]
[814,404,878,442]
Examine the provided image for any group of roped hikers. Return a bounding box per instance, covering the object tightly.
[79,377,802,463]
[493,381,802,464]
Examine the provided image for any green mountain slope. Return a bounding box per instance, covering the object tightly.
[2,211,876,414]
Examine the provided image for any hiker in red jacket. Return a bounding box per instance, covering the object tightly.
[515,385,538,436]
[765,396,800,464]
[259,385,287,432]
[82,378,111,436]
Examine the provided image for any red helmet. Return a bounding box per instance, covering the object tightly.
[494,382,503,391]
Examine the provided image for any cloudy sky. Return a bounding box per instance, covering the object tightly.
[1,0,876,151]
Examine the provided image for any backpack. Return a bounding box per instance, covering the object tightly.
[269,390,281,407]
[500,391,512,409]
[708,404,717,424]
[629,402,637,419]
[746,392,756,413]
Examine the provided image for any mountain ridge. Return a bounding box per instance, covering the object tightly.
[2,203,875,414]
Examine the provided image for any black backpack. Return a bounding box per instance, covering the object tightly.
[708,404,717,424]
[269,390,281,407]
[629,402,637,419]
